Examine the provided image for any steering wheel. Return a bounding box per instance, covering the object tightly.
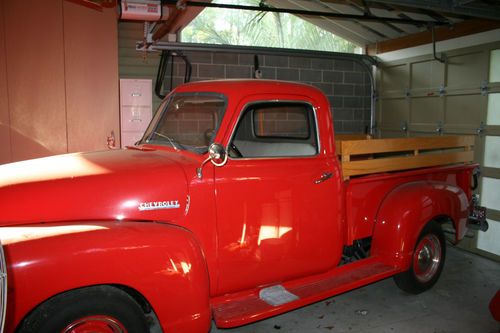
[230,142,243,158]
[204,128,215,146]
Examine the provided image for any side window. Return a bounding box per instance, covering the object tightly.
[229,102,318,158]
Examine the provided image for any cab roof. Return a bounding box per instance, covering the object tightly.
[173,79,328,103]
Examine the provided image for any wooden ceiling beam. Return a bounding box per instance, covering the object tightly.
[366,18,500,55]
[367,0,500,21]
[321,0,468,20]
[152,0,209,41]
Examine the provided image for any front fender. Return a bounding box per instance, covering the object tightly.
[0,221,210,333]
[371,181,469,270]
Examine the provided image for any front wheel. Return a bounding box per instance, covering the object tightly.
[18,285,150,333]
[394,220,446,294]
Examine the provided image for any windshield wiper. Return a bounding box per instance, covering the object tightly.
[149,131,186,151]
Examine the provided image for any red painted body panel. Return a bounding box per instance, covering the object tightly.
[490,290,500,322]
[214,155,344,294]
[0,149,189,224]
[371,178,470,268]
[0,80,476,332]
[345,164,475,244]
[0,222,210,333]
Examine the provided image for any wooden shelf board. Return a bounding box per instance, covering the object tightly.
[342,151,474,179]
[339,135,474,156]
[337,135,475,179]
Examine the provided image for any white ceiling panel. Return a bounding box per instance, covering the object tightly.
[268,0,386,45]
[265,0,456,46]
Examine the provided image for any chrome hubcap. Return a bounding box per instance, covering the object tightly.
[413,234,442,283]
[62,315,127,333]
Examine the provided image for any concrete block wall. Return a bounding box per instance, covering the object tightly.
[119,24,372,134]
[169,51,371,134]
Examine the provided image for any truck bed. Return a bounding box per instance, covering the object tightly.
[335,135,475,180]
[343,161,476,245]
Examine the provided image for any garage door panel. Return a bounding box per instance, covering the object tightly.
[487,93,500,125]
[378,130,406,138]
[411,97,443,124]
[381,64,408,93]
[484,136,500,168]
[408,129,437,137]
[481,177,500,211]
[490,49,500,82]
[408,132,433,137]
[411,60,444,90]
[445,94,485,126]
[378,98,408,125]
[447,52,487,90]
[483,167,500,179]
[477,219,500,256]
[480,177,500,256]
[408,124,440,133]
[441,128,478,136]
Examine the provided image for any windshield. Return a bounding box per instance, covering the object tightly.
[141,92,227,154]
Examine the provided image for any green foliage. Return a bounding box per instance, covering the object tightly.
[181,0,360,53]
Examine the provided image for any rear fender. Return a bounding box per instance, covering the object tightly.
[1,221,210,333]
[371,181,469,270]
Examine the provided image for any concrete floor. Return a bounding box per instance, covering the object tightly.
[212,246,500,333]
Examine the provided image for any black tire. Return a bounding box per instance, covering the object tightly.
[17,285,150,333]
[393,220,446,294]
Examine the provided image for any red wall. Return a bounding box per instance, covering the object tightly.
[0,0,119,164]
[0,0,12,163]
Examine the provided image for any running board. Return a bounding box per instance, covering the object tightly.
[211,257,399,328]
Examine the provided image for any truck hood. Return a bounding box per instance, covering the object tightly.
[0,148,192,226]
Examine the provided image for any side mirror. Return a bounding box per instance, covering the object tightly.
[197,143,228,179]
[208,143,228,166]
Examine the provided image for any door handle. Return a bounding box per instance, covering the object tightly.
[315,172,333,184]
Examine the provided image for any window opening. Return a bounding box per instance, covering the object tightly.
[141,93,227,154]
[181,0,361,53]
[490,49,500,82]
[229,102,318,158]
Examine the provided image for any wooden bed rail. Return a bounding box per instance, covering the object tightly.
[336,135,475,180]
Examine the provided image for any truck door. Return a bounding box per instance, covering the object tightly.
[214,96,343,294]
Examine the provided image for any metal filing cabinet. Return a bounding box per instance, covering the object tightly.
[119,79,153,148]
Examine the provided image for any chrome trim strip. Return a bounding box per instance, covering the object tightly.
[0,239,7,333]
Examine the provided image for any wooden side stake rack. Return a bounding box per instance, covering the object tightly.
[335,135,475,180]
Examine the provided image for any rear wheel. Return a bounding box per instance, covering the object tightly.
[394,220,446,294]
[18,285,150,333]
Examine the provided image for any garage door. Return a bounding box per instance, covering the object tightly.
[480,48,500,257]
[376,41,500,258]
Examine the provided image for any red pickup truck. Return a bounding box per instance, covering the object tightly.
[0,80,487,333]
